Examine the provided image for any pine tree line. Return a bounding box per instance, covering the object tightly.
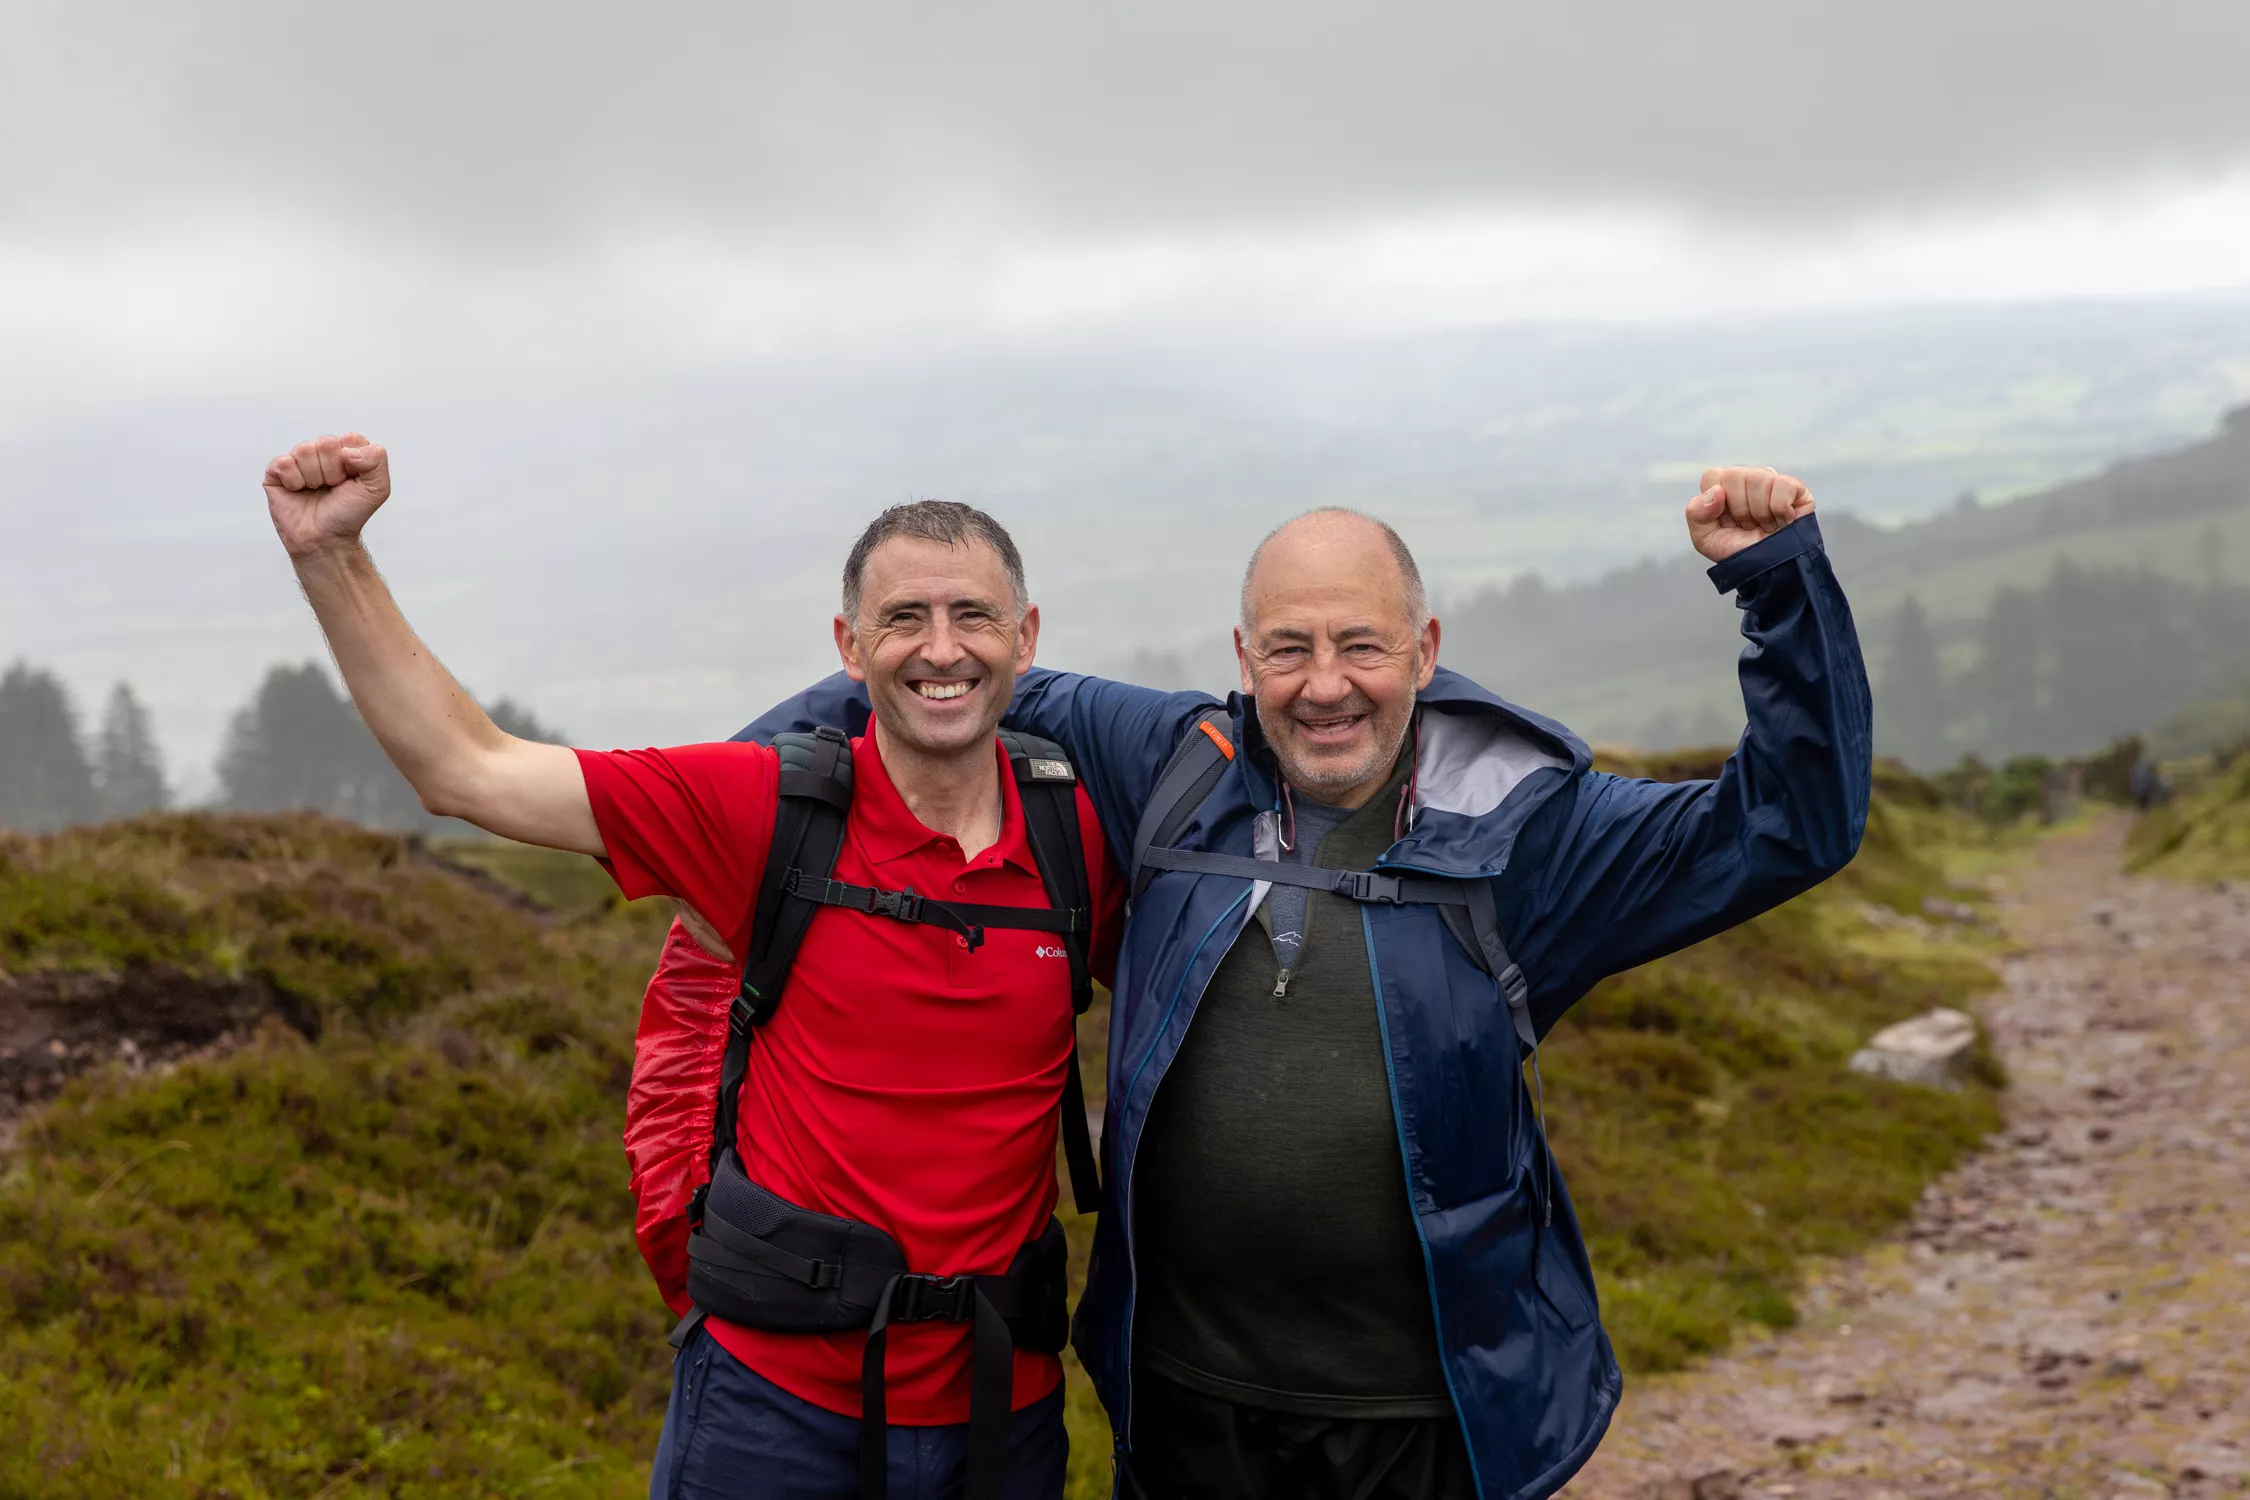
[1876,560,2250,770]
[0,659,562,835]
[0,666,168,833]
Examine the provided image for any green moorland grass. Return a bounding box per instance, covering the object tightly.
[0,815,677,1498]
[0,782,2010,1498]
[1549,757,2007,1369]
[2125,753,2250,880]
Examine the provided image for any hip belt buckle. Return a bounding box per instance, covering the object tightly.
[892,1272,975,1323]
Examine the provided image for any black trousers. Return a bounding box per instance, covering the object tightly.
[1115,1371,1478,1500]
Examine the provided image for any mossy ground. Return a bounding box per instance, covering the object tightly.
[0,782,2014,1498]
[2125,754,2250,881]
[0,816,674,1498]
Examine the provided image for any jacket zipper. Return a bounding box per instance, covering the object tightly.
[1269,846,1319,998]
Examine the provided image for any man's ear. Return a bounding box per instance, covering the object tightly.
[1415,617,1441,692]
[834,614,868,683]
[1234,626,1256,696]
[1013,603,1041,675]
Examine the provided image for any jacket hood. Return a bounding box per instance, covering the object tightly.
[1232,665,1586,880]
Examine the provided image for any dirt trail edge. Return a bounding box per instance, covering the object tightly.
[1566,815,2250,1500]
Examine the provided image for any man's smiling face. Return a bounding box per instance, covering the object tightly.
[835,534,1038,760]
[1236,512,1439,807]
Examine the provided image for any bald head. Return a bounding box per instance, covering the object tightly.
[1233,507,1440,807]
[1240,508,1429,636]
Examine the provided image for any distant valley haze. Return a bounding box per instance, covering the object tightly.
[5,1,2250,796]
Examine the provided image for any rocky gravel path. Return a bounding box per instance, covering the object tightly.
[1566,816,2250,1500]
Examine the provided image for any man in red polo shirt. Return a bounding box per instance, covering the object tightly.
[259,431,1122,1500]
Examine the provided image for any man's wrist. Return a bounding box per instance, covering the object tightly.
[289,535,373,575]
[1706,514,1823,595]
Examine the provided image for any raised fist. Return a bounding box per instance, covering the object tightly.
[1684,466,1813,565]
[263,433,391,560]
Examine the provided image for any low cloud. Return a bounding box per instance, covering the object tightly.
[6,1,2250,250]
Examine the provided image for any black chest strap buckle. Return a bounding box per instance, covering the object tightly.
[1333,869,1405,904]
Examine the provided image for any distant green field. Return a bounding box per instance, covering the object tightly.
[0,792,2014,1498]
[1848,498,2250,632]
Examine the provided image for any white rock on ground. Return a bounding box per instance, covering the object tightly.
[1848,1006,1979,1088]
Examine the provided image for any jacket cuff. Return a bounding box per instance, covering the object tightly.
[1706,513,1825,594]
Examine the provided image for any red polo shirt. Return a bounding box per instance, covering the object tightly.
[577,730,1122,1423]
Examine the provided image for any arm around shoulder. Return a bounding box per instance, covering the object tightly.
[734,667,1222,861]
[1003,668,1227,859]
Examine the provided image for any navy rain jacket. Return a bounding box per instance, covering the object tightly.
[739,515,1872,1500]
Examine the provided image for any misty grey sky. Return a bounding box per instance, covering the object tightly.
[6,1,2250,795]
[10,1,2250,240]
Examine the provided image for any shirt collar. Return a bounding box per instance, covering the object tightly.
[849,728,1038,877]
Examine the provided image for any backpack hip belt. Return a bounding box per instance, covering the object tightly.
[672,1151,1069,1500]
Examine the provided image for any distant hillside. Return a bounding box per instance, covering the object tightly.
[1445,403,2250,758]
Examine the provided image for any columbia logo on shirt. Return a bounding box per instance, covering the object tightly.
[1036,945,1068,959]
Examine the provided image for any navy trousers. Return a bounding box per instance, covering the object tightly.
[650,1324,1070,1500]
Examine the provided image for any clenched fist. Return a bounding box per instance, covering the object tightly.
[263,433,391,560]
[1685,466,1814,565]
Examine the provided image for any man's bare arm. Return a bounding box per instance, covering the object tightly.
[264,433,603,856]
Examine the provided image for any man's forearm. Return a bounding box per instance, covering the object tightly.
[292,542,601,854]
[1721,516,1871,874]
[294,541,496,809]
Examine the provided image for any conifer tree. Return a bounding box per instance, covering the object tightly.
[1965,586,2047,759]
[94,682,168,819]
[217,662,390,821]
[1877,596,1950,770]
[216,663,564,832]
[0,661,98,832]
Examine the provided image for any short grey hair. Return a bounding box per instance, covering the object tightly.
[842,500,1028,621]
[1240,507,1429,633]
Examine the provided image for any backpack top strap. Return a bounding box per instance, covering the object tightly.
[996,730,1091,1014]
[1129,708,1234,901]
[995,729,1080,792]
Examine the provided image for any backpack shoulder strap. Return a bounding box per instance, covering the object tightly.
[1438,880,1536,1052]
[707,726,854,1177]
[996,729,1103,1215]
[1444,878,1554,1226]
[1129,708,1234,901]
[739,726,855,1017]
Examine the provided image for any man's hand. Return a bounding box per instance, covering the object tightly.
[264,433,391,560]
[1685,466,1814,565]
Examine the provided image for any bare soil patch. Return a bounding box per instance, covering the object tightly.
[1567,816,2250,1500]
[0,967,316,1150]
